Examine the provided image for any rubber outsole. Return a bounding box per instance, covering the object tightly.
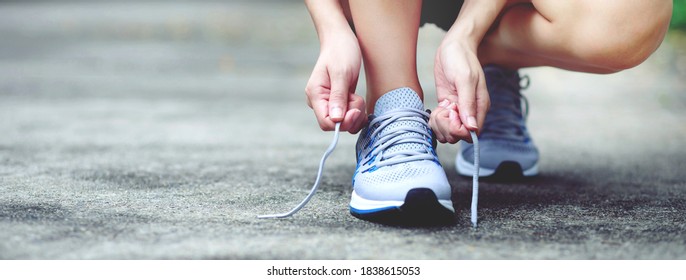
[489,161,526,181]
[457,153,538,180]
[350,188,456,226]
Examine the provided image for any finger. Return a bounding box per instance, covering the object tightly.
[347,94,367,134]
[328,68,351,122]
[449,108,472,143]
[437,99,450,109]
[350,110,367,134]
[435,85,454,108]
[340,109,359,132]
[455,70,480,131]
[312,99,336,131]
[348,93,365,114]
[475,74,490,134]
[343,108,367,134]
[437,92,459,111]
[443,102,469,143]
[430,107,447,143]
[435,106,457,143]
[448,109,464,144]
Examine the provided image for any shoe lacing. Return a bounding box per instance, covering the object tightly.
[482,71,531,142]
[260,115,482,229]
[359,108,436,171]
[258,123,341,219]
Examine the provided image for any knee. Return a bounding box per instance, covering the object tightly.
[572,0,672,73]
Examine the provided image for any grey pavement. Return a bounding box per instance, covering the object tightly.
[1,1,686,259]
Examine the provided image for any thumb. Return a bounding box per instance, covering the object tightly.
[328,70,350,122]
[455,73,479,131]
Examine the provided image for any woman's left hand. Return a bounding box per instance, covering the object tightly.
[430,39,490,143]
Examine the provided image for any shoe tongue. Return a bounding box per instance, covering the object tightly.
[372,87,428,159]
[374,87,424,116]
[484,66,521,107]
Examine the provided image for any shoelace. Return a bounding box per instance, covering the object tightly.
[259,122,482,228]
[359,108,435,171]
[469,130,479,228]
[257,123,341,219]
[482,74,530,141]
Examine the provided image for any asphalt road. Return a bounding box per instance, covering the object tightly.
[1,1,685,259]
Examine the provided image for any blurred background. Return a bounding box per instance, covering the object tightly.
[673,0,686,30]
[1,0,684,144]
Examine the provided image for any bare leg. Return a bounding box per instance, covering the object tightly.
[348,0,423,113]
[479,0,673,73]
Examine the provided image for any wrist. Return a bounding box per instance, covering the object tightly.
[443,26,481,50]
[318,23,356,47]
[440,34,479,53]
[443,0,509,49]
[305,0,355,46]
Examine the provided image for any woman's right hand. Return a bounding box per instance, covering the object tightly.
[305,29,366,133]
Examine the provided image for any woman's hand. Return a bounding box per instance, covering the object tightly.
[429,0,511,143]
[305,30,366,133]
[304,0,366,133]
[431,39,490,143]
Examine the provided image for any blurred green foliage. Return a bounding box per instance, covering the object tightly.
[673,0,686,29]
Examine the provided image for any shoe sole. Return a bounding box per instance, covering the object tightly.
[457,153,538,178]
[349,188,455,226]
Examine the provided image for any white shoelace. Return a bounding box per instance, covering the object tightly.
[469,131,479,228]
[257,123,341,219]
[258,122,481,228]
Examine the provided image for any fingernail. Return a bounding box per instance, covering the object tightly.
[449,110,457,121]
[467,116,478,128]
[330,107,343,119]
[350,109,360,119]
[439,100,450,108]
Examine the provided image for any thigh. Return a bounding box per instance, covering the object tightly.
[482,0,672,72]
[531,0,672,69]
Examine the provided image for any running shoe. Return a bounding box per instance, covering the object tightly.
[350,87,454,225]
[457,65,539,179]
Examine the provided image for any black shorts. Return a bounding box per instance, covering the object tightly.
[420,0,464,31]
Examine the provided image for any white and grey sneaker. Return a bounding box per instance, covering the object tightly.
[350,87,455,225]
[457,65,539,179]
